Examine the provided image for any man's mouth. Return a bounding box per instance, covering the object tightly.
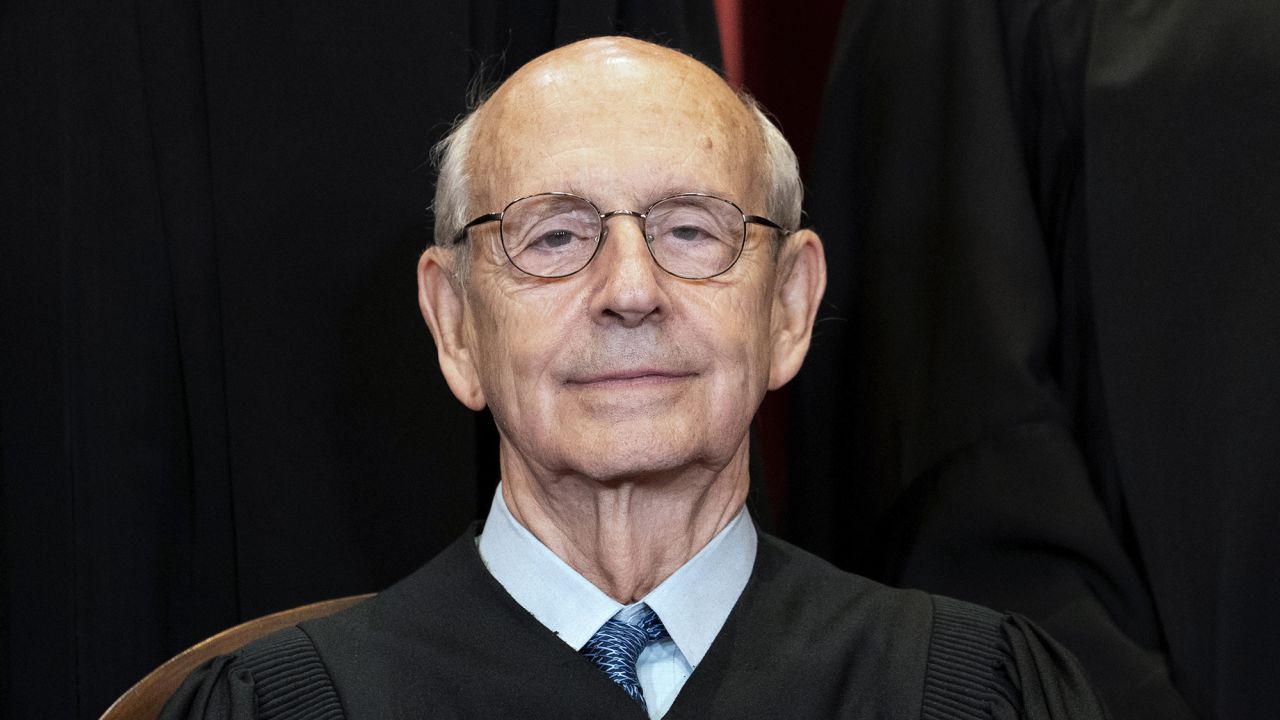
[565,369,697,387]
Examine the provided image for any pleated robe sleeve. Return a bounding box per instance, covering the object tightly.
[924,596,1110,720]
[997,616,1112,720]
[158,627,344,720]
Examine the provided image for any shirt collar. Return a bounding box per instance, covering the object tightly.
[639,500,756,666]
[477,484,757,668]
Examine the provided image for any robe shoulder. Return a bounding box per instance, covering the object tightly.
[157,624,346,720]
[754,534,1112,720]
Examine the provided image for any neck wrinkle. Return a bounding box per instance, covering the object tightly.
[499,438,751,603]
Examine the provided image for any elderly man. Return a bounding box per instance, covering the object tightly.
[161,37,1108,719]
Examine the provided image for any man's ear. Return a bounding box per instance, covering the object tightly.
[418,247,487,411]
[768,229,827,390]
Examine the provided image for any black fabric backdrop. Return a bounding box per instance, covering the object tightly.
[0,2,718,717]
[792,0,1280,718]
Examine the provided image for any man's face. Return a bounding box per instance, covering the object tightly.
[450,41,783,482]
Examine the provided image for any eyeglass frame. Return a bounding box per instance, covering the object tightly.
[451,191,789,280]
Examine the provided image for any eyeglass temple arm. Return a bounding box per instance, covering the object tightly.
[452,212,503,244]
[745,215,788,233]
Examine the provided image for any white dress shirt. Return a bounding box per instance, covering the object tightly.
[477,485,757,719]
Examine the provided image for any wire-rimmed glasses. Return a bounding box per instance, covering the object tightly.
[453,192,787,279]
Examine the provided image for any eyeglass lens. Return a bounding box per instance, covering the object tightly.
[499,194,745,278]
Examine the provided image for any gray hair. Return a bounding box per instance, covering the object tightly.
[429,90,804,266]
[740,92,804,234]
[430,109,483,253]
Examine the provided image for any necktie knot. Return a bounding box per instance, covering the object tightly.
[580,605,669,707]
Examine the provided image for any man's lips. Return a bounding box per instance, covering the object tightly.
[564,369,697,386]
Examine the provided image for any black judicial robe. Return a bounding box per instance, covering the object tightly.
[161,528,1109,719]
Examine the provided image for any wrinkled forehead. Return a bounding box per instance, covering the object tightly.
[469,39,765,210]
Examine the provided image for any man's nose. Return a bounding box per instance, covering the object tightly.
[587,215,667,328]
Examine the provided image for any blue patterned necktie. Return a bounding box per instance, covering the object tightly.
[580,605,670,707]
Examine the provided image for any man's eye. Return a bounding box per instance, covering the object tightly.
[536,230,576,248]
[670,225,712,242]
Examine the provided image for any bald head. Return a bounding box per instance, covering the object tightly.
[485,36,746,128]
[432,37,802,254]
[473,39,760,209]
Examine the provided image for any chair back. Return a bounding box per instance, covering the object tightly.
[100,593,373,720]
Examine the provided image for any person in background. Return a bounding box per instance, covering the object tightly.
[795,1,1280,717]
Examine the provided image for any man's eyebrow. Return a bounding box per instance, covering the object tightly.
[563,183,596,200]
[559,183,739,207]
[650,185,735,201]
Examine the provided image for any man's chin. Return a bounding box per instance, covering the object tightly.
[561,440,705,485]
